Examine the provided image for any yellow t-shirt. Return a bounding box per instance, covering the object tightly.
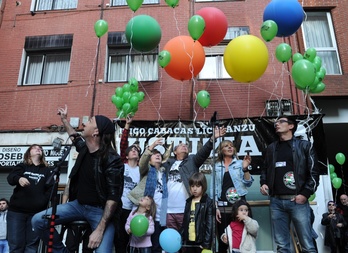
[188,201,198,241]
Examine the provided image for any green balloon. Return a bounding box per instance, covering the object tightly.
[123,83,131,92]
[312,56,322,70]
[336,152,346,165]
[329,164,335,174]
[165,0,179,8]
[129,95,139,109]
[129,78,139,92]
[304,47,317,62]
[111,95,117,105]
[122,91,131,103]
[122,103,132,114]
[115,87,123,97]
[291,59,316,90]
[130,215,149,237]
[316,68,326,82]
[136,91,145,102]
[275,43,292,63]
[94,19,108,38]
[309,82,325,94]
[114,96,124,109]
[116,109,125,118]
[308,193,316,201]
[188,15,205,41]
[330,172,337,179]
[126,0,143,11]
[126,15,162,52]
[332,177,342,189]
[197,90,210,109]
[158,50,171,68]
[260,20,278,42]
[292,53,303,63]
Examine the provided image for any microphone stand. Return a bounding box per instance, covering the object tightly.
[43,146,71,253]
[210,111,218,253]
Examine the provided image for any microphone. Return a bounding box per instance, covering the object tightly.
[210,111,218,126]
[46,146,71,185]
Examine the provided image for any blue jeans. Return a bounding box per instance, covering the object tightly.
[31,200,115,253]
[0,240,9,253]
[270,197,316,253]
[7,210,39,253]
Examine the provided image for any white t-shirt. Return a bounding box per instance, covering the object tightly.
[153,170,164,221]
[122,164,140,210]
[167,160,189,213]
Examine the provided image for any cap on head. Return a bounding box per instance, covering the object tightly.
[95,115,115,135]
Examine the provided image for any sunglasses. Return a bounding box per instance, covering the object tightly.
[328,203,336,206]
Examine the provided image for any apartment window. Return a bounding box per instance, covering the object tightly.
[199,27,249,79]
[34,0,77,11]
[111,0,159,7]
[21,34,72,86]
[107,32,158,82]
[302,11,341,75]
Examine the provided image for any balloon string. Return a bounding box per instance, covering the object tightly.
[260,63,288,117]
[138,81,165,122]
[157,67,164,125]
[172,8,181,36]
[341,165,346,194]
[85,39,99,97]
[179,81,184,119]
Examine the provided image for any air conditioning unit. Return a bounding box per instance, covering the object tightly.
[266,99,292,116]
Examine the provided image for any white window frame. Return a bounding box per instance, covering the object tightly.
[198,26,249,80]
[302,11,342,75]
[32,0,77,11]
[107,48,158,82]
[110,0,159,7]
[21,51,71,85]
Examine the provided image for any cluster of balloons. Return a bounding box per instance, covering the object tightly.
[291,48,326,94]
[159,228,182,252]
[329,153,346,189]
[111,78,145,118]
[130,214,149,237]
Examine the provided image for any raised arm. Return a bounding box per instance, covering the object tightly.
[57,105,77,139]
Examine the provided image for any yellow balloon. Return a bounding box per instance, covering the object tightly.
[223,35,269,83]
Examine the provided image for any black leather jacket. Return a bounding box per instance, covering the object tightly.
[260,137,319,199]
[181,194,214,249]
[69,137,124,207]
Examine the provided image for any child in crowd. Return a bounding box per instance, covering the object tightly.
[321,200,346,253]
[221,200,259,253]
[181,172,214,253]
[125,196,156,253]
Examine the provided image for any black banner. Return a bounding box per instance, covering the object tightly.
[116,114,327,175]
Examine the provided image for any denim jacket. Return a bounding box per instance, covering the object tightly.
[212,158,254,200]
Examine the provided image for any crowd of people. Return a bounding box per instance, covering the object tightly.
[4,109,345,253]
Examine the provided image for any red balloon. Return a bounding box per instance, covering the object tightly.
[163,36,205,81]
[197,7,228,47]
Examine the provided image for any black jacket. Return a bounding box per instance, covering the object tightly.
[260,137,319,199]
[69,137,124,207]
[181,193,214,249]
[321,212,346,247]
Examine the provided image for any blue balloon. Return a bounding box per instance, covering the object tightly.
[263,0,304,37]
[159,228,181,253]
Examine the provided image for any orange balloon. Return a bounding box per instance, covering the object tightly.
[163,36,205,81]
